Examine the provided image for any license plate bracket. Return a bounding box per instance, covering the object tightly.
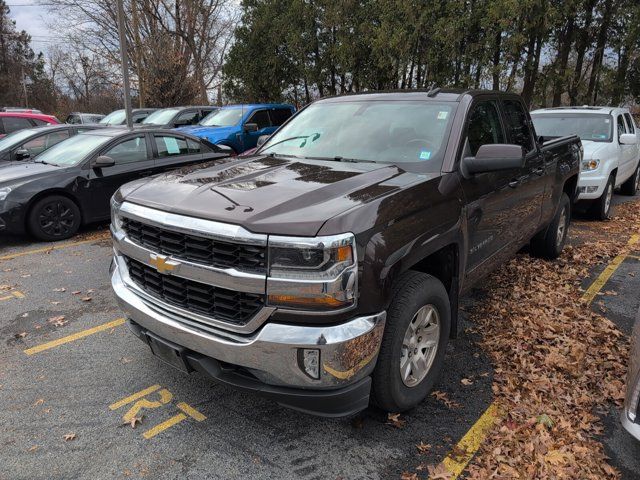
[145,332,191,373]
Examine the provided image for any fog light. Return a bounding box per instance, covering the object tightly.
[577,186,586,193]
[299,349,320,379]
[586,186,598,193]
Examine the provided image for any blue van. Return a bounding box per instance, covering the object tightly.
[178,104,295,154]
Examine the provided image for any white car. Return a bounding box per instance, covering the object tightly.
[531,107,640,219]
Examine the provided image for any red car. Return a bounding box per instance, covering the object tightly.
[0,112,60,138]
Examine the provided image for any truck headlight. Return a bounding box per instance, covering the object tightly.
[0,186,12,201]
[267,233,357,310]
[582,159,600,171]
[110,195,123,231]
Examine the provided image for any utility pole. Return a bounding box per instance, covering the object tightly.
[21,66,28,108]
[117,0,133,128]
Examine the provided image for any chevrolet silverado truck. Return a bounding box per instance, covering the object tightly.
[110,90,581,417]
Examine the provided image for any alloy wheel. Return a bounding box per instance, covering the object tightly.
[400,304,440,387]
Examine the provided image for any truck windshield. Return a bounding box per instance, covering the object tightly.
[200,108,243,127]
[260,100,456,170]
[531,113,613,142]
[99,110,125,125]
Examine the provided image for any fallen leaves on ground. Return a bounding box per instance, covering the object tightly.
[63,433,76,441]
[127,416,144,428]
[431,390,461,409]
[416,442,432,454]
[426,463,453,479]
[386,413,406,429]
[464,201,640,479]
[47,315,67,327]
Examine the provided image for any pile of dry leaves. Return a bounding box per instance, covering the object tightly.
[465,201,640,479]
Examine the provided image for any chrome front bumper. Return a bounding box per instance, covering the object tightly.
[111,259,386,389]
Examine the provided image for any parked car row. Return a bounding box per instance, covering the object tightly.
[0,111,60,138]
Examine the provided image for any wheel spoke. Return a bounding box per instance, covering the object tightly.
[400,354,412,381]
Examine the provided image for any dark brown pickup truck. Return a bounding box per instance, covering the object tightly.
[110,90,581,416]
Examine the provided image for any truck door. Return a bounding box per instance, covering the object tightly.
[458,99,526,282]
[500,99,545,242]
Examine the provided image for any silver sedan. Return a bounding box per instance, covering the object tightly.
[622,308,640,440]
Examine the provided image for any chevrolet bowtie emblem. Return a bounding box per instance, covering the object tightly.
[149,254,179,274]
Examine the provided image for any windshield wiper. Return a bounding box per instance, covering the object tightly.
[261,133,321,152]
[304,155,375,164]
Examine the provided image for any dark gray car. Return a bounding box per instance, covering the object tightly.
[622,308,640,440]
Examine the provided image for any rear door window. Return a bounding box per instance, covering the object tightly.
[466,101,506,156]
[154,135,191,157]
[2,116,33,134]
[502,100,535,153]
[269,108,293,127]
[624,113,636,134]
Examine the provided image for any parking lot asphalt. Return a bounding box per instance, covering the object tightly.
[1,195,639,480]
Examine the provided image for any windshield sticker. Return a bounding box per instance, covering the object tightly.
[437,111,448,120]
[165,137,180,154]
[419,150,432,160]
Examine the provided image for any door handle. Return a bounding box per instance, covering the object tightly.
[534,167,545,175]
[508,179,520,188]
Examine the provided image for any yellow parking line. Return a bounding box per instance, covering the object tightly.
[435,403,499,479]
[581,233,639,305]
[434,233,640,478]
[0,235,109,261]
[109,385,162,411]
[0,290,25,301]
[24,318,126,356]
[176,402,207,422]
[142,413,187,439]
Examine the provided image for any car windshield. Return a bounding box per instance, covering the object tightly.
[259,100,457,169]
[35,133,112,166]
[0,128,39,150]
[531,113,613,142]
[100,110,125,125]
[199,108,243,127]
[142,108,181,125]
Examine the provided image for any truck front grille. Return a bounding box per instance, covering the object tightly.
[124,256,264,325]
[122,217,266,273]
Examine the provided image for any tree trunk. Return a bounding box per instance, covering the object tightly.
[586,0,614,103]
[569,0,597,104]
[492,30,502,90]
[551,17,575,106]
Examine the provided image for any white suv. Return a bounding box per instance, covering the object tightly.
[531,107,640,219]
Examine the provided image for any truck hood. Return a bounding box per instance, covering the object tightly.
[123,155,416,236]
[177,125,235,143]
[581,140,612,159]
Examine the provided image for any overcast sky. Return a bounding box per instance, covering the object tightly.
[6,1,55,53]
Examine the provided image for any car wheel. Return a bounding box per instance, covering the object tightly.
[530,192,571,259]
[591,174,615,220]
[620,165,640,196]
[28,195,81,241]
[372,271,450,412]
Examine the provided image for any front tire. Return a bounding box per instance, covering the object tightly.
[530,192,570,259]
[591,174,614,220]
[28,195,81,241]
[620,165,640,196]
[372,271,450,412]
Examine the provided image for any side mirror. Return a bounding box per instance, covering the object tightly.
[243,123,258,133]
[14,148,31,160]
[91,155,115,168]
[256,135,270,148]
[619,133,638,145]
[463,144,525,175]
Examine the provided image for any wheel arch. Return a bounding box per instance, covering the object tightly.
[25,189,84,231]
